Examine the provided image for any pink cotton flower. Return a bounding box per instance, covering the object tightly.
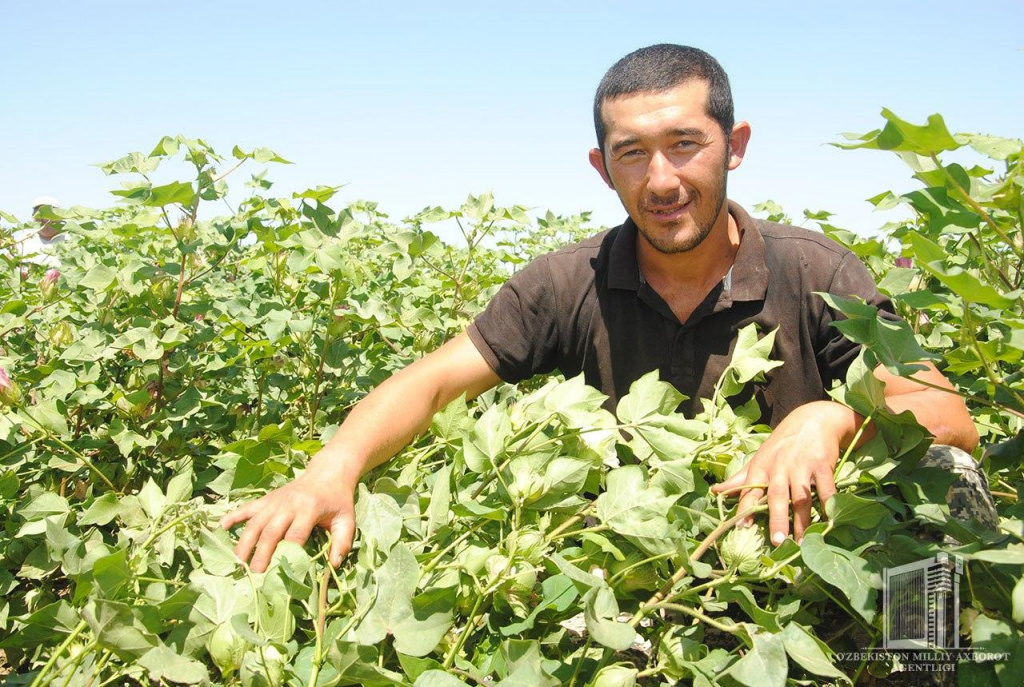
[895,257,913,269]
[0,367,23,407]
[39,269,60,302]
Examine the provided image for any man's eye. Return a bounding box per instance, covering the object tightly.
[675,140,698,150]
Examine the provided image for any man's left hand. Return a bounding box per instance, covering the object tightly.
[711,400,858,545]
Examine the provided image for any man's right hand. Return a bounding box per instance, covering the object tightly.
[218,331,501,573]
[220,467,357,572]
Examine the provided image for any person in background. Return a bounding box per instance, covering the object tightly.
[14,196,66,267]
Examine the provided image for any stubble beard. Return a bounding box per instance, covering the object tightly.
[635,157,730,255]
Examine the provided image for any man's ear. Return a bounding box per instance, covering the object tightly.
[588,148,615,189]
[727,121,752,171]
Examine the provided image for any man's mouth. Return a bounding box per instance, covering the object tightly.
[646,200,690,220]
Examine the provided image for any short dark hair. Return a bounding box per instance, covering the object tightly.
[593,44,734,153]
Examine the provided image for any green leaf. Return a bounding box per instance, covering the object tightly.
[616,370,686,421]
[22,400,71,437]
[956,133,1023,161]
[781,623,848,682]
[137,644,210,684]
[0,601,81,648]
[20,491,70,523]
[146,181,196,207]
[355,484,404,553]
[718,586,781,632]
[257,586,295,643]
[501,574,578,636]
[137,478,167,520]
[233,145,292,164]
[83,599,160,660]
[393,586,456,657]
[800,533,878,624]
[834,109,961,155]
[818,293,936,374]
[198,528,241,576]
[356,542,420,645]
[426,465,452,537]
[826,494,892,530]
[716,325,784,399]
[596,465,677,546]
[1011,576,1024,625]
[493,639,560,687]
[79,264,117,291]
[461,404,512,473]
[93,548,131,599]
[413,671,470,687]
[582,585,636,651]
[721,630,788,687]
[541,374,610,429]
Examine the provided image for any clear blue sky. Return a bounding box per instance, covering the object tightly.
[2,1,1021,237]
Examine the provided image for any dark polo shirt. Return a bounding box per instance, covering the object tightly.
[467,201,894,427]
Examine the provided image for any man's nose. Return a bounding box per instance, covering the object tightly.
[646,151,678,197]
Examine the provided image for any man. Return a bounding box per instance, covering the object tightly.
[14,197,66,267]
[222,44,979,573]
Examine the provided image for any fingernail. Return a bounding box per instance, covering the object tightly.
[772,531,785,545]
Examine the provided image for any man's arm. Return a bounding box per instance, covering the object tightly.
[220,331,501,572]
[712,361,976,546]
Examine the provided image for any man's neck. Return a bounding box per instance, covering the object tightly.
[635,206,742,293]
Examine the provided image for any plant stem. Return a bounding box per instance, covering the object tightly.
[443,592,485,669]
[931,154,1024,262]
[308,329,333,440]
[607,551,676,587]
[29,619,88,687]
[633,499,766,625]
[309,560,331,687]
[136,508,199,557]
[84,649,112,687]
[833,411,874,478]
[566,637,592,687]
[545,503,597,543]
[962,299,1024,410]
[59,639,98,687]
[549,523,609,542]
[18,410,118,493]
[691,498,768,561]
[422,520,488,574]
[654,601,743,635]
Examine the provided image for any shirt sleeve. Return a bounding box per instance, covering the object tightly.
[467,254,561,384]
[815,252,899,388]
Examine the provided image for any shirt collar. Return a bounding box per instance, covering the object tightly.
[606,200,769,303]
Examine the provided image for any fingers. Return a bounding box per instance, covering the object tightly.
[767,470,791,546]
[791,475,813,544]
[220,498,262,530]
[249,515,296,573]
[814,466,838,517]
[712,465,749,493]
[329,515,356,567]
[283,512,320,545]
[222,481,356,572]
[232,508,270,568]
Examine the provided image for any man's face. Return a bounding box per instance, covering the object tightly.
[589,81,749,254]
[33,205,61,240]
